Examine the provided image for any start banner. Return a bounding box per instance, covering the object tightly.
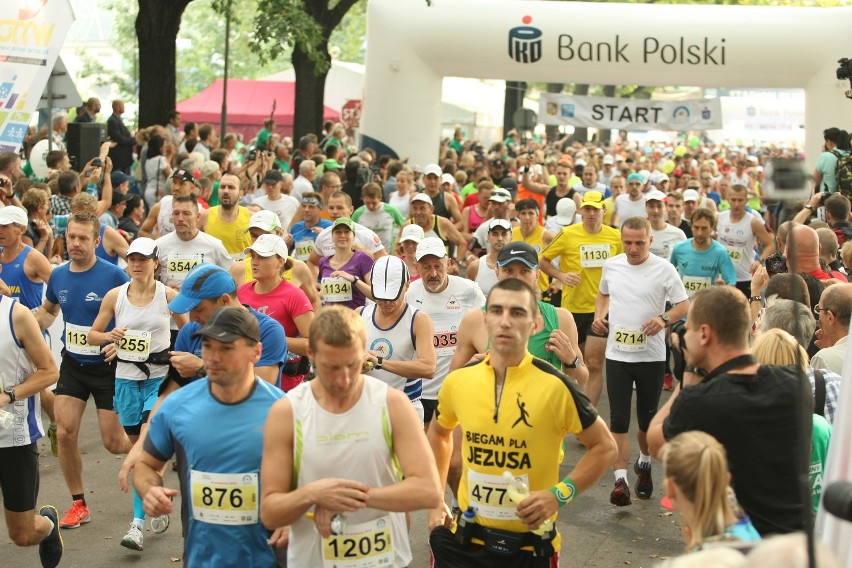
[539,93,722,131]
[0,0,75,153]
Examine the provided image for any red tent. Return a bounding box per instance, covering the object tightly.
[176,79,340,142]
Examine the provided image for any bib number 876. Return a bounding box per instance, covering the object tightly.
[200,486,243,509]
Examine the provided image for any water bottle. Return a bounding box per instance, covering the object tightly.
[85,182,98,197]
[504,471,553,536]
[330,513,347,535]
[0,409,14,429]
[454,506,476,545]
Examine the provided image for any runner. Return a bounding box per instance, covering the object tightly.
[512,199,555,298]
[465,219,511,296]
[286,192,332,263]
[87,237,187,550]
[260,306,442,567]
[317,217,374,309]
[669,208,737,298]
[645,190,686,261]
[716,184,775,297]
[135,307,286,567]
[138,169,199,239]
[199,172,252,259]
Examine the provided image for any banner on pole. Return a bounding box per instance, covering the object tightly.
[539,93,722,131]
[0,0,76,153]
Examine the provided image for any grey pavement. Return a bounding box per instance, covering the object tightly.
[1,386,684,567]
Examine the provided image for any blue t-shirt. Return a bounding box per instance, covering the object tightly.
[144,378,284,568]
[174,306,287,387]
[0,245,43,309]
[669,239,737,289]
[95,224,118,265]
[289,219,332,244]
[46,258,130,364]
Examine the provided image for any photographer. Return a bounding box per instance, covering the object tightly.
[793,192,852,247]
[648,286,809,536]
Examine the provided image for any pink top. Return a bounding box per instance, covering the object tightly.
[237,279,313,337]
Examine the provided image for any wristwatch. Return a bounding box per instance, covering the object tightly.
[194,367,207,379]
[749,295,763,303]
[804,204,815,212]
[3,387,16,403]
[565,356,581,369]
[659,313,670,324]
[351,275,360,284]
[375,356,383,371]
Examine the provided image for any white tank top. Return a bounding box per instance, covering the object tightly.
[0,296,41,447]
[717,210,755,281]
[114,281,172,380]
[157,195,175,237]
[361,303,421,402]
[474,257,499,296]
[286,378,411,568]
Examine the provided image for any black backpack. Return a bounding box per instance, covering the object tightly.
[831,150,852,198]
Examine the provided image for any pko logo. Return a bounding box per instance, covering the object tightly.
[508,16,542,64]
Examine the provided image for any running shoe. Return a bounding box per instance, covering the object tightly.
[635,461,654,499]
[120,523,143,551]
[59,500,90,529]
[47,424,58,457]
[38,505,63,568]
[150,514,170,534]
[610,478,632,507]
[663,374,673,391]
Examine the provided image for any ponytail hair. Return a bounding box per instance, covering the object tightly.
[823,127,851,151]
[661,431,732,551]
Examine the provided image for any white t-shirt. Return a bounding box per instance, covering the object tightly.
[599,253,688,363]
[291,176,314,201]
[613,194,647,227]
[717,211,756,282]
[253,194,300,232]
[571,182,607,197]
[154,230,235,289]
[650,223,686,260]
[405,276,486,399]
[313,222,385,258]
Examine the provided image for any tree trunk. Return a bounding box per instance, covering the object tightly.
[544,83,563,142]
[292,45,329,141]
[136,0,193,128]
[572,84,590,143]
[503,81,527,138]
[602,84,616,144]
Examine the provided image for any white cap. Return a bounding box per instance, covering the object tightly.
[644,189,667,202]
[245,233,288,258]
[371,256,409,300]
[441,173,455,186]
[638,169,651,184]
[575,159,587,167]
[487,218,512,232]
[410,193,434,206]
[555,198,577,225]
[248,210,282,232]
[399,224,425,243]
[415,237,447,261]
[602,155,614,165]
[0,206,28,227]
[423,164,442,177]
[489,188,512,203]
[682,189,699,202]
[126,237,158,258]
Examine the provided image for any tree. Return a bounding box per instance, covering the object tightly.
[136,0,194,127]
[251,0,361,140]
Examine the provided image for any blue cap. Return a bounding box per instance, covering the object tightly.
[627,172,645,184]
[167,263,237,314]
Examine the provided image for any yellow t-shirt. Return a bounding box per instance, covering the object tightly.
[512,226,550,294]
[541,224,623,313]
[437,352,599,549]
[602,197,616,227]
[206,205,252,256]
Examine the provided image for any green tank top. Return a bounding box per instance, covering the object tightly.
[484,300,561,369]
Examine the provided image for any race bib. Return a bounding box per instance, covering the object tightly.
[682,275,711,296]
[322,516,393,568]
[613,324,647,353]
[65,323,100,356]
[190,470,258,526]
[467,470,529,521]
[167,253,203,281]
[726,248,743,261]
[432,331,457,353]
[294,240,314,261]
[579,244,610,268]
[321,277,353,303]
[115,329,151,362]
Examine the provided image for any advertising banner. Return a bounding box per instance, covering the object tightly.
[539,93,723,131]
[0,0,76,153]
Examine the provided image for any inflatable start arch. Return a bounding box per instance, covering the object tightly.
[362,0,852,167]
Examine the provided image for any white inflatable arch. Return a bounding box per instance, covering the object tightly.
[362,0,852,168]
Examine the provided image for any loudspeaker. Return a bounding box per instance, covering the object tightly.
[66,122,106,172]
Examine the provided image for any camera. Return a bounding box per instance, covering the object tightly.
[247,148,258,162]
[762,158,811,201]
[819,192,830,206]
[92,158,102,168]
[837,58,852,81]
[765,252,788,276]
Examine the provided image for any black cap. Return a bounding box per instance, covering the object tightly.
[262,169,284,184]
[192,307,260,344]
[497,241,540,269]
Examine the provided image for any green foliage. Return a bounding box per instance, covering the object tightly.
[329,0,367,63]
[252,0,330,73]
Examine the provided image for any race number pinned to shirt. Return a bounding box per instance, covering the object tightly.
[321,277,353,303]
[682,275,711,296]
[65,323,100,356]
[579,244,611,268]
[430,313,459,356]
[321,516,394,568]
[613,324,647,352]
[294,240,314,262]
[167,253,203,281]
[467,470,529,521]
[725,247,743,262]
[116,329,151,362]
[190,470,258,526]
